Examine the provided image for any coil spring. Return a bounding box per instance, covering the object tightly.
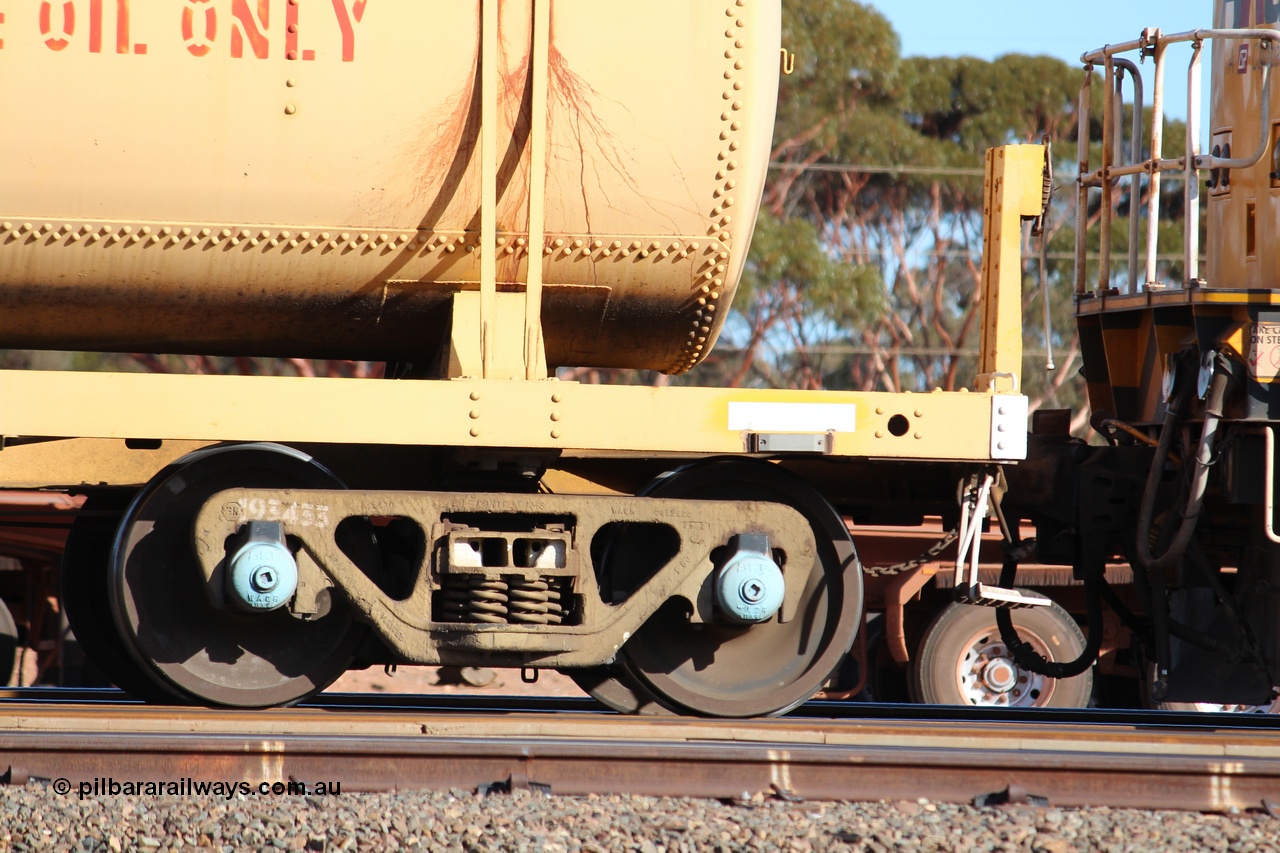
[436,576,509,624]
[435,575,574,625]
[508,578,565,625]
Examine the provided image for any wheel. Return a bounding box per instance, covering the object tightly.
[1145,586,1279,713]
[108,444,368,707]
[825,614,911,703]
[61,490,175,699]
[561,506,679,715]
[562,664,674,715]
[1145,663,1279,713]
[1158,699,1280,713]
[910,601,1093,708]
[614,459,863,717]
[0,598,16,685]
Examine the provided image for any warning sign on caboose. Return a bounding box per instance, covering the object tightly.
[1250,322,1280,383]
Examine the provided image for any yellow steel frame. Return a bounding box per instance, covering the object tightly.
[977,145,1045,393]
[0,370,1012,469]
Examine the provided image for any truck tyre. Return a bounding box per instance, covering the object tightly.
[910,601,1092,707]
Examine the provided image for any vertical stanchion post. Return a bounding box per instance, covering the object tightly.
[1146,35,1166,289]
[1075,71,1092,295]
[525,0,551,380]
[480,0,499,377]
[1186,40,1203,285]
[977,145,1047,393]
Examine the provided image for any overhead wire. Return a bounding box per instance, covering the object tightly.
[769,160,1191,180]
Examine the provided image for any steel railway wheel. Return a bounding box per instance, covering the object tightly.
[611,459,862,717]
[564,512,678,715]
[1145,664,1279,713]
[107,444,367,707]
[1158,699,1280,713]
[0,599,16,685]
[62,490,175,699]
[564,664,674,715]
[910,601,1092,708]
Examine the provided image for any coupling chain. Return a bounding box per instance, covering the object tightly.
[860,528,960,578]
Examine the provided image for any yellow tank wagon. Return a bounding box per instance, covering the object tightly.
[0,0,1044,714]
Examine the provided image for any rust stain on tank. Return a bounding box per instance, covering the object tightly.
[373,0,687,294]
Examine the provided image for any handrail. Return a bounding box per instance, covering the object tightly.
[1075,70,1090,294]
[1186,39,1203,284]
[1261,426,1280,545]
[1199,63,1273,172]
[1147,31,1167,291]
[1080,27,1280,63]
[1116,57,1144,290]
[1097,57,1145,291]
[1099,51,1113,290]
[1076,26,1278,294]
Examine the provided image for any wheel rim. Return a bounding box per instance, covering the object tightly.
[0,600,16,686]
[1179,702,1277,713]
[563,507,680,715]
[108,444,367,707]
[563,665,675,715]
[618,459,862,717]
[61,491,176,700]
[954,626,1053,707]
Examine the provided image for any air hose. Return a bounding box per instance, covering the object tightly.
[1133,350,1236,699]
[1134,351,1235,573]
[994,538,1102,679]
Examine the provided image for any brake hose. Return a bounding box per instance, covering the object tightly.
[1133,351,1236,698]
[994,539,1102,679]
[1135,351,1234,573]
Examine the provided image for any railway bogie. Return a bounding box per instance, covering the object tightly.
[48,441,866,713]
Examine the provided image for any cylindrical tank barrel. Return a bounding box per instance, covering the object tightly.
[0,0,779,374]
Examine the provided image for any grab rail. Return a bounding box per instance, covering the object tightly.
[1077,27,1277,294]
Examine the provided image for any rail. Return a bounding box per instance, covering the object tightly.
[1077,26,1278,294]
[3,697,1280,808]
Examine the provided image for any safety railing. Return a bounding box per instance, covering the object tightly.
[1077,27,1276,295]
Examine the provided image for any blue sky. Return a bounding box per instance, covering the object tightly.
[866,0,1211,127]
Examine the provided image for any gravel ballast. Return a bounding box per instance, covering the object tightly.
[1,785,1278,852]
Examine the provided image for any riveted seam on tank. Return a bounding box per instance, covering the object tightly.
[533,235,699,265]
[11,222,488,260]
[668,0,748,375]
